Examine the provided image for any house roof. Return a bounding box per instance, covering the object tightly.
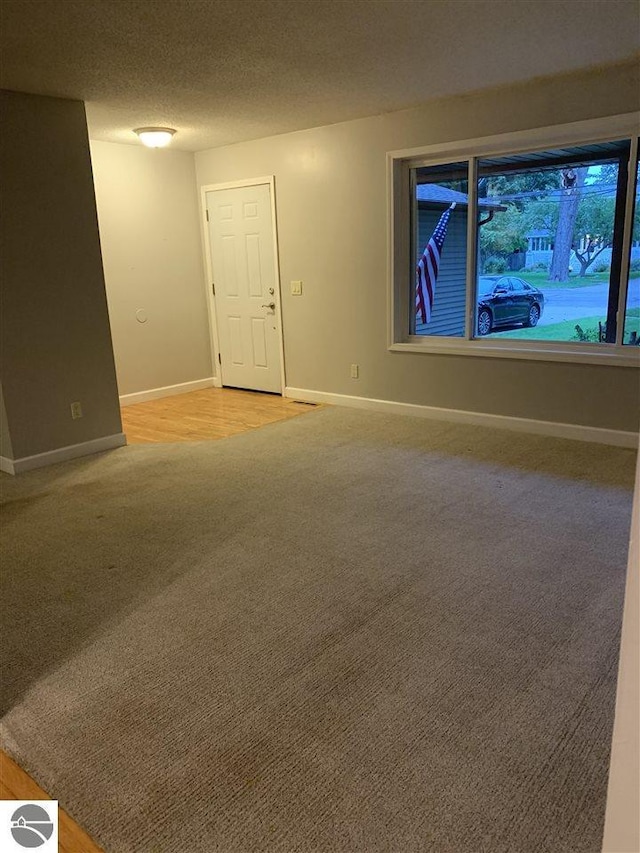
[416,184,505,210]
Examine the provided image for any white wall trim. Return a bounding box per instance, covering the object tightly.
[119,377,215,406]
[5,433,127,475]
[285,387,639,448]
[389,340,640,368]
[0,456,16,475]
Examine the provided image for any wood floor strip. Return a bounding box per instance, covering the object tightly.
[121,387,321,444]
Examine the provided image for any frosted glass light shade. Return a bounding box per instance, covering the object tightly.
[134,127,176,148]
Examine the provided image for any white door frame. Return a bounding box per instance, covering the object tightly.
[200,176,286,394]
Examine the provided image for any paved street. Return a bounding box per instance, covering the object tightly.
[539,279,640,325]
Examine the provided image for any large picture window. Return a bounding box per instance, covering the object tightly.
[391,116,640,365]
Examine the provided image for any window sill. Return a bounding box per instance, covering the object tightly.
[390,338,640,367]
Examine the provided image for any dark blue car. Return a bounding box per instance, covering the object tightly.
[477,276,545,336]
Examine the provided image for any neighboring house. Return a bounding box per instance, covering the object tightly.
[525,227,640,271]
[527,230,553,252]
[415,184,504,336]
[525,228,554,267]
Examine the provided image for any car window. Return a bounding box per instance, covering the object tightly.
[511,279,525,291]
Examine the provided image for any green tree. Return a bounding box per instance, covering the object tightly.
[478,204,528,266]
[526,166,633,279]
[477,165,639,279]
[477,171,559,269]
[548,168,587,282]
[559,166,639,277]
[478,171,560,209]
[572,193,616,276]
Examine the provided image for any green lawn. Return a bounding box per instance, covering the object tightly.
[490,308,640,343]
[490,271,640,290]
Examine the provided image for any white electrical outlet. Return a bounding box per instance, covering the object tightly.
[291,280,303,295]
[350,363,359,379]
[70,401,83,419]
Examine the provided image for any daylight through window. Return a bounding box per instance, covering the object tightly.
[398,123,640,362]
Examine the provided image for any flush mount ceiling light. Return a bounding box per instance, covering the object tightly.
[134,127,176,148]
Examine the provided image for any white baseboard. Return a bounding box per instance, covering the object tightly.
[119,377,216,406]
[4,433,127,475]
[285,387,639,448]
[1,456,15,475]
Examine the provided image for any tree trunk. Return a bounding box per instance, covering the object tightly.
[548,168,587,282]
[575,242,609,278]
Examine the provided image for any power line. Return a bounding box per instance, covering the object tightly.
[483,184,619,203]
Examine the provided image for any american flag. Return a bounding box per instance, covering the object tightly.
[415,202,456,324]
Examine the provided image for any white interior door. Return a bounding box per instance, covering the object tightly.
[206,184,282,393]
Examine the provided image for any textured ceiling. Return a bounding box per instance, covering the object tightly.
[1,0,639,152]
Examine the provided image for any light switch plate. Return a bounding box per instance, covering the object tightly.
[291,280,303,295]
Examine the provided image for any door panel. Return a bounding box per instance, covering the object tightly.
[228,316,244,364]
[221,236,238,296]
[207,184,282,393]
[492,291,509,323]
[251,318,268,367]
[494,282,516,323]
[509,278,528,321]
[246,234,263,296]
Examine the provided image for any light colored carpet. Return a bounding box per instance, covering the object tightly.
[0,407,636,853]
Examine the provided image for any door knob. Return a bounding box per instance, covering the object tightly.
[262,302,276,310]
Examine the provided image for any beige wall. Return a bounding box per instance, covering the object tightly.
[0,90,122,460]
[90,141,212,397]
[195,60,640,433]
